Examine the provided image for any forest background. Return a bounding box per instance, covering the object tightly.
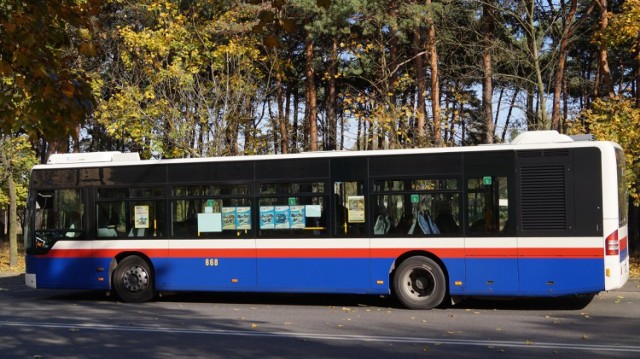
[1,0,640,269]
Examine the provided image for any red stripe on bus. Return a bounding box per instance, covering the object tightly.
[43,249,167,258]
[39,247,604,260]
[619,236,628,251]
[370,248,463,258]
[464,248,519,257]
[42,249,93,258]
[256,248,369,258]
[518,247,602,258]
[92,249,168,258]
[170,249,255,258]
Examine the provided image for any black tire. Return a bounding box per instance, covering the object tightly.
[113,255,155,303]
[393,256,446,309]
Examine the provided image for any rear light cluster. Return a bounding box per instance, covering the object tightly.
[605,230,619,256]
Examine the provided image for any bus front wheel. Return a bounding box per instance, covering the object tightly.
[113,255,155,303]
[393,256,446,309]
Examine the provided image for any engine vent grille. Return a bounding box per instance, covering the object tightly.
[520,165,567,230]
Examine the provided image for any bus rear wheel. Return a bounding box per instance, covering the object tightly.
[113,255,155,303]
[393,256,446,309]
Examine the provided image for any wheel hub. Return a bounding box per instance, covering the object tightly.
[122,265,149,293]
[408,269,434,297]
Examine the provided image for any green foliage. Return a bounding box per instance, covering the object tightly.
[596,0,640,58]
[571,96,640,204]
[1,0,639,157]
[94,0,263,158]
[0,135,37,210]
[0,0,97,141]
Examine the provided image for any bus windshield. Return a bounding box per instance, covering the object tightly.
[32,189,85,252]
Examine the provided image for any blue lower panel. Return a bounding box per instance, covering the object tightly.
[370,258,394,295]
[257,258,372,293]
[518,258,604,296]
[621,247,628,262]
[465,258,519,294]
[28,255,605,297]
[26,256,101,289]
[153,258,257,291]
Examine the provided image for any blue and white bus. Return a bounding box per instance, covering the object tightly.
[24,131,629,309]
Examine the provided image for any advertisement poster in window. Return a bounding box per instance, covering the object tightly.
[290,205,305,228]
[134,205,150,228]
[260,206,275,229]
[347,196,365,223]
[236,207,251,230]
[275,206,290,229]
[222,207,236,230]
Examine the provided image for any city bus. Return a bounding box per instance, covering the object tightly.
[24,131,630,309]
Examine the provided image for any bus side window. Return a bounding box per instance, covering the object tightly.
[370,179,461,237]
[333,181,366,237]
[467,177,508,235]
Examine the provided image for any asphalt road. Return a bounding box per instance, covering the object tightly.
[1,273,639,358]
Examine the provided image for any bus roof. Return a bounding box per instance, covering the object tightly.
[35,131,617,170]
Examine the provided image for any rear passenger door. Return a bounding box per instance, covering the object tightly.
[463,151,518,294]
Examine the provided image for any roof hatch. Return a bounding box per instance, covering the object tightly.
[510,130,574,145]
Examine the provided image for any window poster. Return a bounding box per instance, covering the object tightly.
[198,213,222,232]
[305,205,322,218]
[236,207,251,230]
[260,206,275,229]
[347,196,365,223]
[222,207,236,230]
[134,205,150,228]
[275,206,290,229]
[290,205,305,228]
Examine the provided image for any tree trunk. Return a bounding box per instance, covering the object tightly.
[482,1,494,144]
[305,39,318,151]
[595,0,613,97]
[0,146,19,267]
[502,88,520,142]
[292,84,299,153]
[426,0,441,146]
[525,0,550,129]
[7,171,17,267]
[276,69,289,154]
[326,38,338,151]
[414,28,427,147]
[551,0,577,132]
[356,117,362,151]
[450,85,460,145]
[526,84,536,130]
[494,86,504,137]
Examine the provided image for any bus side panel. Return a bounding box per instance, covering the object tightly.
[518,257,604,295]
[26,255,100,289]
[464,258,519,294]
[256,257,371,293]
[158,240,257,291]
[464,238,520,294]
[255,239,372,293]
[153,258,258,291]
[441,258,466,296]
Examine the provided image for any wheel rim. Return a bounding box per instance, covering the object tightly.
[403,266,436,299]
[121,265,150,293]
